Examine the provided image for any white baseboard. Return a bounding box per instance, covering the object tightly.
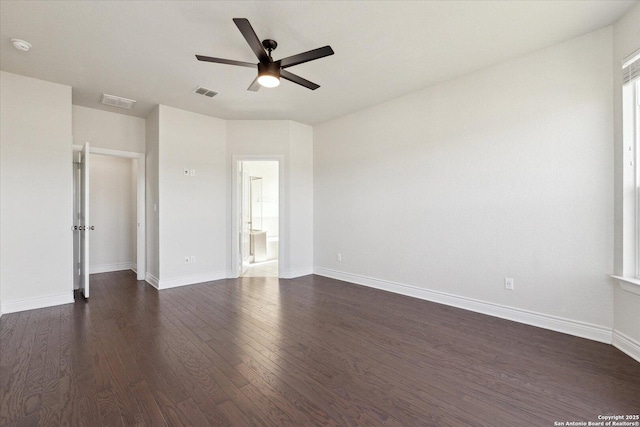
[131,263,138,274]
[1,292,74,315]
[281,267,314,279]
[146,271,227,290]
[613,330,640,363]
[314,267,613,344]
[145,272,160,289]
[90,262,133,274]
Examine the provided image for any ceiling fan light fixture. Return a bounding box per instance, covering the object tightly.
[258,74,280,88]
[257,62,280,88]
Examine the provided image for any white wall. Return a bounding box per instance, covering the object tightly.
[226,120,314,278]
[613,2,640,355]
[288,122,314,277]
[89,154,135,273]
[145,106,160,282]
[72,105,145,152]
[314,28,614,341]
[156,105,227,287]
[0,71,74,313]
[143,115,312,286]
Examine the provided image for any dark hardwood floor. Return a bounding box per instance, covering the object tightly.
[1,271,639,426]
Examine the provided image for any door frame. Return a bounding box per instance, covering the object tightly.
[240,164,250,276]
[231,155,284,278]
[72,145,146,281]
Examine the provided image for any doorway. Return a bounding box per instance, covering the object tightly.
[236,160,280,278]
[72,145,146,299]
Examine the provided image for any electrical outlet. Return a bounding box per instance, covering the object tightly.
[190,256,196,264]
[190,169,196,177]
[337,253,342,262]
[505,277,514,290]
[184,256,190,264]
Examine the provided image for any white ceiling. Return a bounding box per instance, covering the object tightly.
[0,1,636,125]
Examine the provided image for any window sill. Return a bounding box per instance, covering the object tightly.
[611,276,640,296]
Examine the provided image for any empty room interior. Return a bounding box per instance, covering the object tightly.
[1,1,640,425]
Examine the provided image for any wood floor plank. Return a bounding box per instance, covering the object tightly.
[129,380,168,427]
[1,270,640,426]
[145,387,192,427]
[38,306,63,427]
[0,310,20,391]
[217,399,255,427]
[134,347,191,406]
[56,306,97,427]
[18,307,54,421]
[176,397,213,426]
[0,310,40,425]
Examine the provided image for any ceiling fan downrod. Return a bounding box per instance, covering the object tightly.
[262,39,277,61]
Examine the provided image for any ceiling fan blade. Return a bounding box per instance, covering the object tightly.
[278,46,334,69]
[233,18,269,63]
[247,76,261,92]
[196,55,256,68]
[280,69,320,90]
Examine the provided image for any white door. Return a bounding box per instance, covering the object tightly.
[73,153,80,291]
[78,143,91,299]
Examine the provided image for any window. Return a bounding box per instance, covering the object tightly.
[629,80,640,276]
[617,50,640,294]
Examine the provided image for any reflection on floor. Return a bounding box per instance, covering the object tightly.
[241,260,278,277]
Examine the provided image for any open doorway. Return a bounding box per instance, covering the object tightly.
[72,145,146,299]
[238,160,279,277]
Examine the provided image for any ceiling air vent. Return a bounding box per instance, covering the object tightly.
[192,86,218,98]
[100,93,136,110]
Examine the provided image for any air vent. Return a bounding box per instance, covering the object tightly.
[192,86,218,98]
[100,93,136,110]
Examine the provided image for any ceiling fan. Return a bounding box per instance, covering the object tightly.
[196,18,334,91]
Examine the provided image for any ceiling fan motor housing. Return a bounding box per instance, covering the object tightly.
[258,61,280,79]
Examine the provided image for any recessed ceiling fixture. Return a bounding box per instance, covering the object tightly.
[192,86,218,98]
[196,18,334,91]
[11,38,31,52]
[100,93,136,110]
